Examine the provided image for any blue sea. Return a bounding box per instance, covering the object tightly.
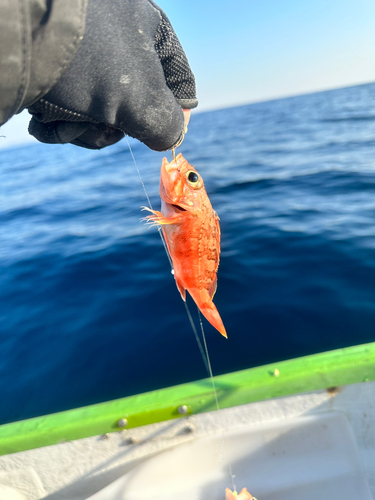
[1,83,375,425]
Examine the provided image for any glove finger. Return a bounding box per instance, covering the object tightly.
[117,5,193,151]
[152,4,198,109]
[29,119,124,149]
[114,62,188,152]
[67,123,124,149]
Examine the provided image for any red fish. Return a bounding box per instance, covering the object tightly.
[225,487,254,499]
[144,153,227,338]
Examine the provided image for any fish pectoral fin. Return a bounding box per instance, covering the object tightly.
[175,276,186,301]
[141,207,181,226]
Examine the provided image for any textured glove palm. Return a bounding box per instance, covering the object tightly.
[28,0,197,151]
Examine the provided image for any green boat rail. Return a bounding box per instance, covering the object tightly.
[1,341,375,456]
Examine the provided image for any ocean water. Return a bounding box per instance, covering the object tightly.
[1,83,375,425]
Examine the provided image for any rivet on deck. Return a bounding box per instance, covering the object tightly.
[117,418,128,428]
[177,405,189,415]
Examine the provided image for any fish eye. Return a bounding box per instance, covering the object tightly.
[187,171,199,184]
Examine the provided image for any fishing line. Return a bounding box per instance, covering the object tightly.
[126,137,209,371]
[126,137,153,210]
[126,137,174,271]
[198,309,219,410]
[198,309,237,493]
[127,139,235,491]
[184,302,210,376]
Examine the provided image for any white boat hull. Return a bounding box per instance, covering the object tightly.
[1,380,374,499]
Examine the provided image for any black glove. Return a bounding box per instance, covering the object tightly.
[28,0,197,151]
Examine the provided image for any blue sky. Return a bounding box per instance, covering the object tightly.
[1,0,375,148]
[158,0,375,108]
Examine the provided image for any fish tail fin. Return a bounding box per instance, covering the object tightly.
[198,300,227,339]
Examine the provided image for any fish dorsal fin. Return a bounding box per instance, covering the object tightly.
[209,276,217,300]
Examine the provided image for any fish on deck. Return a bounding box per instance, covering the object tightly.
[143,153,227,338]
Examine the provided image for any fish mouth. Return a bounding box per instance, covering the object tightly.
[171,204,187,212]
[161,198,190,214]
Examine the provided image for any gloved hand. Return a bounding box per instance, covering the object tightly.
[27,0,197,151]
